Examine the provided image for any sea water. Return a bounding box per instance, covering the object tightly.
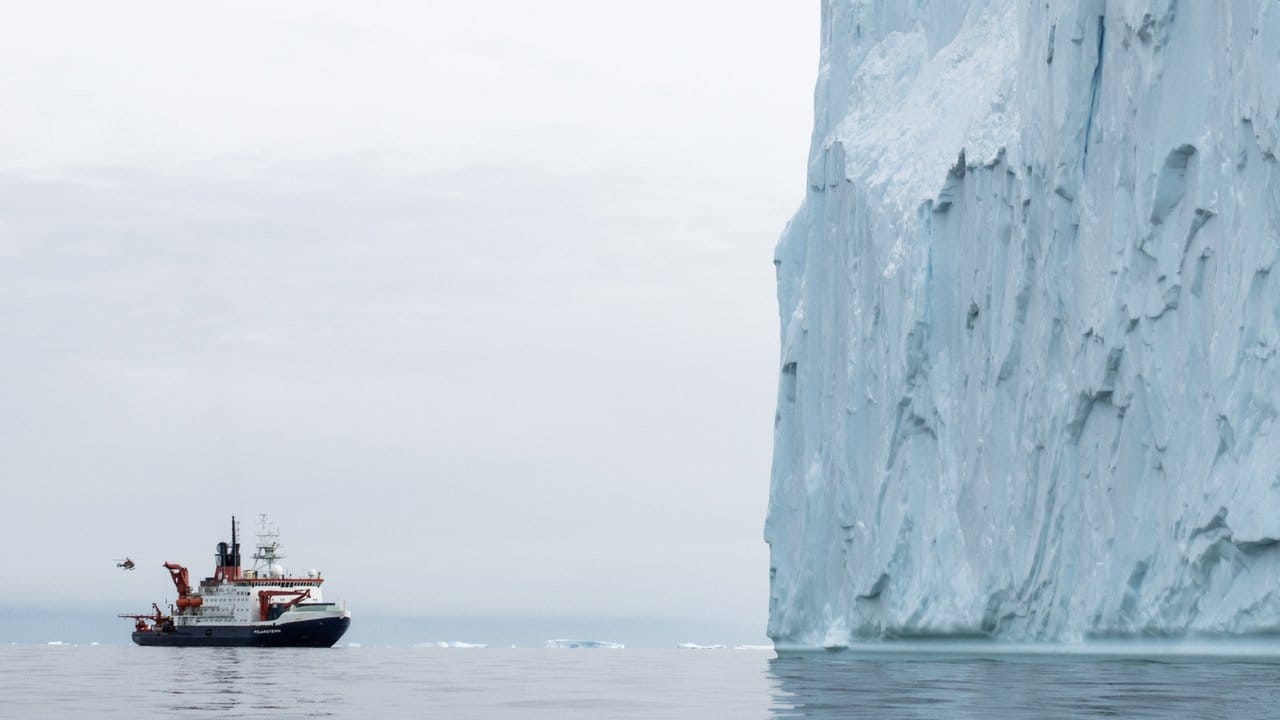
[3,644,1279,719]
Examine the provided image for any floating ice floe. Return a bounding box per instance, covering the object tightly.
[419,641,489,649]
[544,639,624,649]
[733,645,775,651]
[677,643,726,650]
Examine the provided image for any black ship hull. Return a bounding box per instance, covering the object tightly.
[132,615,350,648]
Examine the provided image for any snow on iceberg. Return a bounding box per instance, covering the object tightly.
[544,639,624,649]
[767,0,1280,648]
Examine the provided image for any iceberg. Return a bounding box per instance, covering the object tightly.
[676,643,727,650]
[767,0,1280,648]
[544,639,625,649]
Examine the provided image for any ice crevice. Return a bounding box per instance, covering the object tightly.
[766,0,1280,648]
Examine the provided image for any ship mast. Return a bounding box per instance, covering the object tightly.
[252,513,286,578]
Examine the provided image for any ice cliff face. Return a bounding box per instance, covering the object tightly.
[766,0,1280,647]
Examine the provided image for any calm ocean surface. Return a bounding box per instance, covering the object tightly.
[4,644,1280,719]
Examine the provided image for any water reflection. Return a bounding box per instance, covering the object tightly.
[767,651,1280,719]
[162,648,244,713]
[157,648,344,717]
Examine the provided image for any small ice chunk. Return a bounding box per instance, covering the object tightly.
[414,641,488,648]
[544,639,624,649]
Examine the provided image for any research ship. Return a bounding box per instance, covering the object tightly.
[121,515,351,647]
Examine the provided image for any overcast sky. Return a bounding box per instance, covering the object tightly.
[0,1,817,643]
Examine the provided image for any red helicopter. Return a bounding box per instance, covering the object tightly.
[115,558,136,571]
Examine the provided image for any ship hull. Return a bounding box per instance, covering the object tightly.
[132,615,350,648]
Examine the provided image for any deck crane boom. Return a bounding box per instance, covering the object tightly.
[162,562,203,609]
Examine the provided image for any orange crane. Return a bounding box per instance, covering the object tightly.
[118,603,173,633]
[258,589,311,621]
[163,562,204,610]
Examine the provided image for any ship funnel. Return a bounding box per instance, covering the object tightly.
[213,516,243,581]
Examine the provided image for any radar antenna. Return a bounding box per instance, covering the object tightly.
[252,514,287,577]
